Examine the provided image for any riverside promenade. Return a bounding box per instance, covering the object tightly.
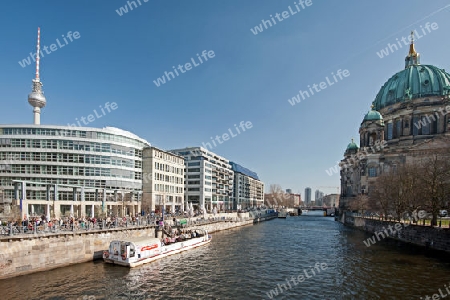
[0,210,277,279]
[338,212,450,253]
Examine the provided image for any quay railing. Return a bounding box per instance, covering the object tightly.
[0,218,158,237]
[346,212,450,228]
[0,213,274,237]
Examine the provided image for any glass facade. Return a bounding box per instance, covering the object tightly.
[0,125,150,201]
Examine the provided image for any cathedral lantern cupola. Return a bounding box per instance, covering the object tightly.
[405,31,420,69]
[360,105,384,148]
[345,138,359,156]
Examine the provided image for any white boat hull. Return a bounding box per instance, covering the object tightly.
[103,235,211,268]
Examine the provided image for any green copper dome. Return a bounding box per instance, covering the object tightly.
[373,64,450,110]
[346,140,359,151]
[363,109,383,121]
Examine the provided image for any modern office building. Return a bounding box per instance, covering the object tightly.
[304,187,312,205]
[142,146,185,214]
[0,28,151,219]
[169,147,234,211]
[315,190,324,205]
[314,190,320,202]
[230,162,264,209]
[0,125,150,218]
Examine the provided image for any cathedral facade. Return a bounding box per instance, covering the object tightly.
[339,34,450,210]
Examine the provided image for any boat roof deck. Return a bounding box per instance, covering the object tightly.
[112,237,160,244]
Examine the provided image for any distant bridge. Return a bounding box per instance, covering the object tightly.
[298,206,335,216]
[302,206,333,210]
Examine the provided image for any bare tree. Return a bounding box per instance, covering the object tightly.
[264,184,293,207]
[370,150,450,225]
[418,150,450,226]
[370,172,397,219]
[348,194,370,214]
[398,162,424,220]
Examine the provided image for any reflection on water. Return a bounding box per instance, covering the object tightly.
[1,214,449,300]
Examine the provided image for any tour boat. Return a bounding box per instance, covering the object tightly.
[278,209,289,218]
[103,229,211,267]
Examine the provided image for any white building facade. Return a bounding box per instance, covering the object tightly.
[169,147,234,211]
[0,125,150,219]
[142,146,185,214]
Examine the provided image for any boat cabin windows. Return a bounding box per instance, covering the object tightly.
[129,244,136,258]
[110,241,120,256]
[120,243,127,257]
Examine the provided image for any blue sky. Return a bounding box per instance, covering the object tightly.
[1,1,450,199]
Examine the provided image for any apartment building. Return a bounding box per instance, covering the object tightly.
[230,162,264,209]
[142,146,185,213]
[169,147,234,211]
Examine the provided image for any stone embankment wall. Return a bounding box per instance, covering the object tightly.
[0,213,275,279]
[191,214,274,233]
[341,213,450,253]
[0,226,155,280]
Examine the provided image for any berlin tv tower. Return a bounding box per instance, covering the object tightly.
[27,27,46,125]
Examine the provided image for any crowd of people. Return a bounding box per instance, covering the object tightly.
[1,213,160,233]
[0,208,260,234]
[162,227,204,245]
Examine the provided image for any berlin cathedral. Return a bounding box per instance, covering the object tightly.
[339,33,450,209]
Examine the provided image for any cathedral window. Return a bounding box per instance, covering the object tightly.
[387,123,393,140]
[413,116,420,135]
[368,167,377,177]
[445,115,449,133]
[395,120,402,138]
[421,116,430,135]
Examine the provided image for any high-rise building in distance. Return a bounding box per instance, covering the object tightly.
[304,187,311,205]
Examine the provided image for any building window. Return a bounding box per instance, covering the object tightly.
[432,117,438,134]
[413,116,419,136]
[422,116,430,135]
[368,167,377,177]
[187,162,200,166]
[395,120,402,138]
[387,123,393,140]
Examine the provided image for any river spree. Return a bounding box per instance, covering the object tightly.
[1,212,449,299]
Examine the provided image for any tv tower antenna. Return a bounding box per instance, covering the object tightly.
[28,27,46,125]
